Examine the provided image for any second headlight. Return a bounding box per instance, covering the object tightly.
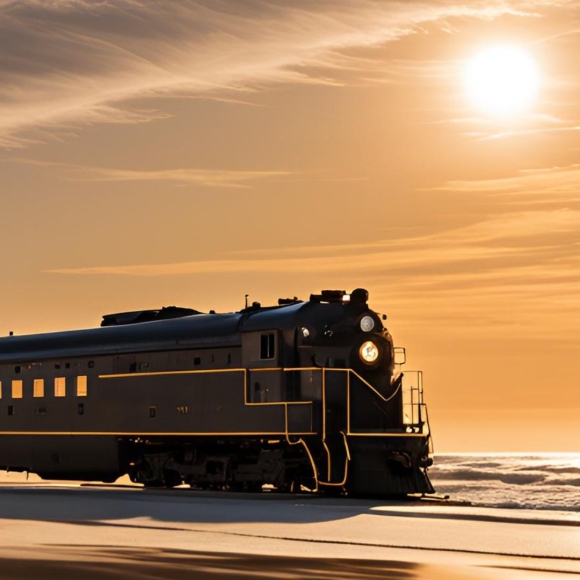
[360,315,375,332]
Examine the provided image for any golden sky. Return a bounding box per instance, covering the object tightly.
[1,0,579,451]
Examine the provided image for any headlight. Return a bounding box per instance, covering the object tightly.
[359,341,379,364]
[360,315,375,332]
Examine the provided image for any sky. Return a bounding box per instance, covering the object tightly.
[1,0,579,451]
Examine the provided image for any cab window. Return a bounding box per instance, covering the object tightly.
[260,333,275,359]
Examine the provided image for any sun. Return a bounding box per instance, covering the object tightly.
[464,45,539,117]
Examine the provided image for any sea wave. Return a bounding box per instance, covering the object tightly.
[429,454,580,512]
[432,469,546,484]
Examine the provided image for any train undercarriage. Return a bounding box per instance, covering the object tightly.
[123,434,434,497]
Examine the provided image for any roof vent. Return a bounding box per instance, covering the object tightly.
[309,290,347,304]
[101,306,201,327]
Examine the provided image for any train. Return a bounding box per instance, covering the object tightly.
[0,287,434,496]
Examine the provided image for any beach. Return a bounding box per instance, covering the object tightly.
[0,458,578,580]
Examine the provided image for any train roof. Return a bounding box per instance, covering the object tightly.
[0,303,312,363]
[0,289,371,363]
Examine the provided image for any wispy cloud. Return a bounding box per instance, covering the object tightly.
[429,112,578,140]
[2,157,369,187]
[46,208,580,338]
[479,123,580,141]
[65,167,289,188]
[47,208,580,271]
[0,0,550,147]
[431,163,580,200]
[2,158,290,188]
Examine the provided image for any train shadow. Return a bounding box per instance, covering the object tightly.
[0,483,412,526]
[0,483,573,531]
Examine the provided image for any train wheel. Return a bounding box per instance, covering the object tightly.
[321,486,344,497]
[163,469,182,489]
[246,482,263,493]
[142,479,164,488]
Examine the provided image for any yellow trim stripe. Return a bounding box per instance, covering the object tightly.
[284,406,319,493]
[0,431,317,436]
[98,366,326,379]
[318,431,350,487]
[99,368,242,379]
[347,432,427,438]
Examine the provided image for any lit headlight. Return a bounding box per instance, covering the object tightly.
[360,315,375,332]
[359,341,379,364]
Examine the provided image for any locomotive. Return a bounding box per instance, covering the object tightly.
[0,288,434,496]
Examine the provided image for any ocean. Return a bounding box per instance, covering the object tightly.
[430,453,580,512]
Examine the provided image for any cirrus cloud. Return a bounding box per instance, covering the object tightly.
[46,209,580,339]
[0,0,551,147]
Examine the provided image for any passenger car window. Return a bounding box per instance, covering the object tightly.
[54,377,66,397]
[76,375,88,397]
[33,379,44,398]
[12,380,23,399]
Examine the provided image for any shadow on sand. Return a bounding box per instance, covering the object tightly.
[0,484,409,526]
[0,546,424,580]
[0,483,577,529]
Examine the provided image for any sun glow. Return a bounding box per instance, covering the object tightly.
[464,45,539,117]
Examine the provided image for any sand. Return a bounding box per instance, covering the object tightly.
[0,473,577,579]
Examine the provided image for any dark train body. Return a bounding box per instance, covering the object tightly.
[0,288,434,496]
